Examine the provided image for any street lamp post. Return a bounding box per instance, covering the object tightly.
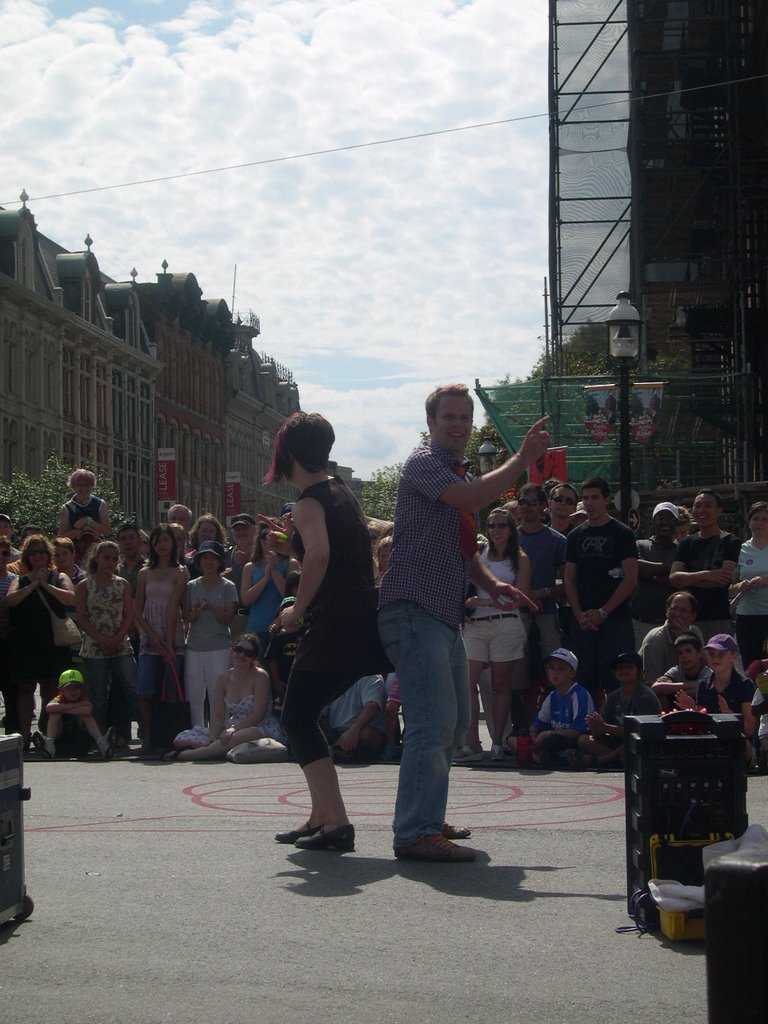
[606,292,641,525]
[477,439,498,476]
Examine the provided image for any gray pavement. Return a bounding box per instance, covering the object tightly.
[4,747,767,1024]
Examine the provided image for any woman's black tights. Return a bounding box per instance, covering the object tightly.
[281,669,359,767]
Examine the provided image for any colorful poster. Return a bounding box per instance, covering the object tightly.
[584,386,618,444]
[630,383,664,445]
[156,448,176,501]
[529,447,567,485]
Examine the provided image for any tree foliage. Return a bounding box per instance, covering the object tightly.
[526,321,692,379]
[0,453,127,540]
[361,463,402,521]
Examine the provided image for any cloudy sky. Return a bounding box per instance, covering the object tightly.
[1,0,550,478]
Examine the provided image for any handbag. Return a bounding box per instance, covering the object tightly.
[150,659,191,753]
[37,586,82,647]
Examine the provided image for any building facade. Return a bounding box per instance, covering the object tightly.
[0,201,303,527]
[0,202,160,525]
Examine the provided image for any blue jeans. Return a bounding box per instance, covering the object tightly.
[378,601,469,847]
[81,654,139,732]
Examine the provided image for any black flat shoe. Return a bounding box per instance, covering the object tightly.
[275,822,322,844]
[294,823,355,852]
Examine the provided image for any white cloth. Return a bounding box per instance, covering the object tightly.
[648,879,705,912]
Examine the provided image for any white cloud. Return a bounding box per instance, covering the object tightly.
[1,0,550,478]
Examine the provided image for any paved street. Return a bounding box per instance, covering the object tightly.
[4,748,766,1024]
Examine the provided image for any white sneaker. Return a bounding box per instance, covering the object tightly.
[43,735,56,758]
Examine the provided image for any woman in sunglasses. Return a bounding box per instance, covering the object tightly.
[166,634,283,760]
[5,534,75,745]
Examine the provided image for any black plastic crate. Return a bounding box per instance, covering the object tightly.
[0,734,34,927]
[624,712,748,928]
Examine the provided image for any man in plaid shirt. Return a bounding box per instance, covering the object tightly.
[378,384,550,862]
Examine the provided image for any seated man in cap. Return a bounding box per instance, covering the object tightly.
[568,652,660,770]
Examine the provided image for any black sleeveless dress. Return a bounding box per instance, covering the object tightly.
[291,477,390,675]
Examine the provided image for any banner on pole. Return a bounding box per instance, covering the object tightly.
[584,385,618,444]
[630,383,664,445]
[224,472,242,522]
[156,448,177,501]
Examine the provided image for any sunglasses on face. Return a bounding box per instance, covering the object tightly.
[487,522,509,529]
[518,498,541,507]
[551,495,576,505]
[28,548,48,556]
[232,644,258,658]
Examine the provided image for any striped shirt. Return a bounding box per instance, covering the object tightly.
[379,443,476,630]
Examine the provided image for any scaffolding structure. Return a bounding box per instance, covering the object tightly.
[547,0,768,485]
[476,372,753,492]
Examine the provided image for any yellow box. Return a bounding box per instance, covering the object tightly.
[659,908,705,941]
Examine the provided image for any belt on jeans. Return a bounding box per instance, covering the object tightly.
[474,612,518,621]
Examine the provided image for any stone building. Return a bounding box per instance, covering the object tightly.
[0,200,160,525]
[0,201,302,527]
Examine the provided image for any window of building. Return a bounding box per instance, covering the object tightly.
[79,354,91,425]
[6,325,17,397]
[62,348,75,417]
[126,375,137,439]
[112,369,123,437]
[3,418,18,481]
[63,434,75,466]
[96,363,108,430]
[25,426,38,477]
[113,450,124,503]
[25,345,38,404]
[139,381,151,447]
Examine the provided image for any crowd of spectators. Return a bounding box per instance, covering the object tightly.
[0,467,766,773]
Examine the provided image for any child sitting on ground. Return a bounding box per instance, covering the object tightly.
[567,651,660,770]
[32,668,114,759]
[507,648,593,767]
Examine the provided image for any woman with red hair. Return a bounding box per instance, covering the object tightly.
[266,412,389,852]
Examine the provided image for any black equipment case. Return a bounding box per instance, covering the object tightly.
[0,734,34,926]
[624,712,748,928]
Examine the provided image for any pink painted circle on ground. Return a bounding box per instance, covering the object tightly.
[183,769,625,829]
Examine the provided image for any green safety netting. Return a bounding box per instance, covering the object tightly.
[475,373,754,491]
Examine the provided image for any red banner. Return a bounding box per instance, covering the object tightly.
[224,472,241,521]
[529,447,567,485]
[156,448,176,501]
